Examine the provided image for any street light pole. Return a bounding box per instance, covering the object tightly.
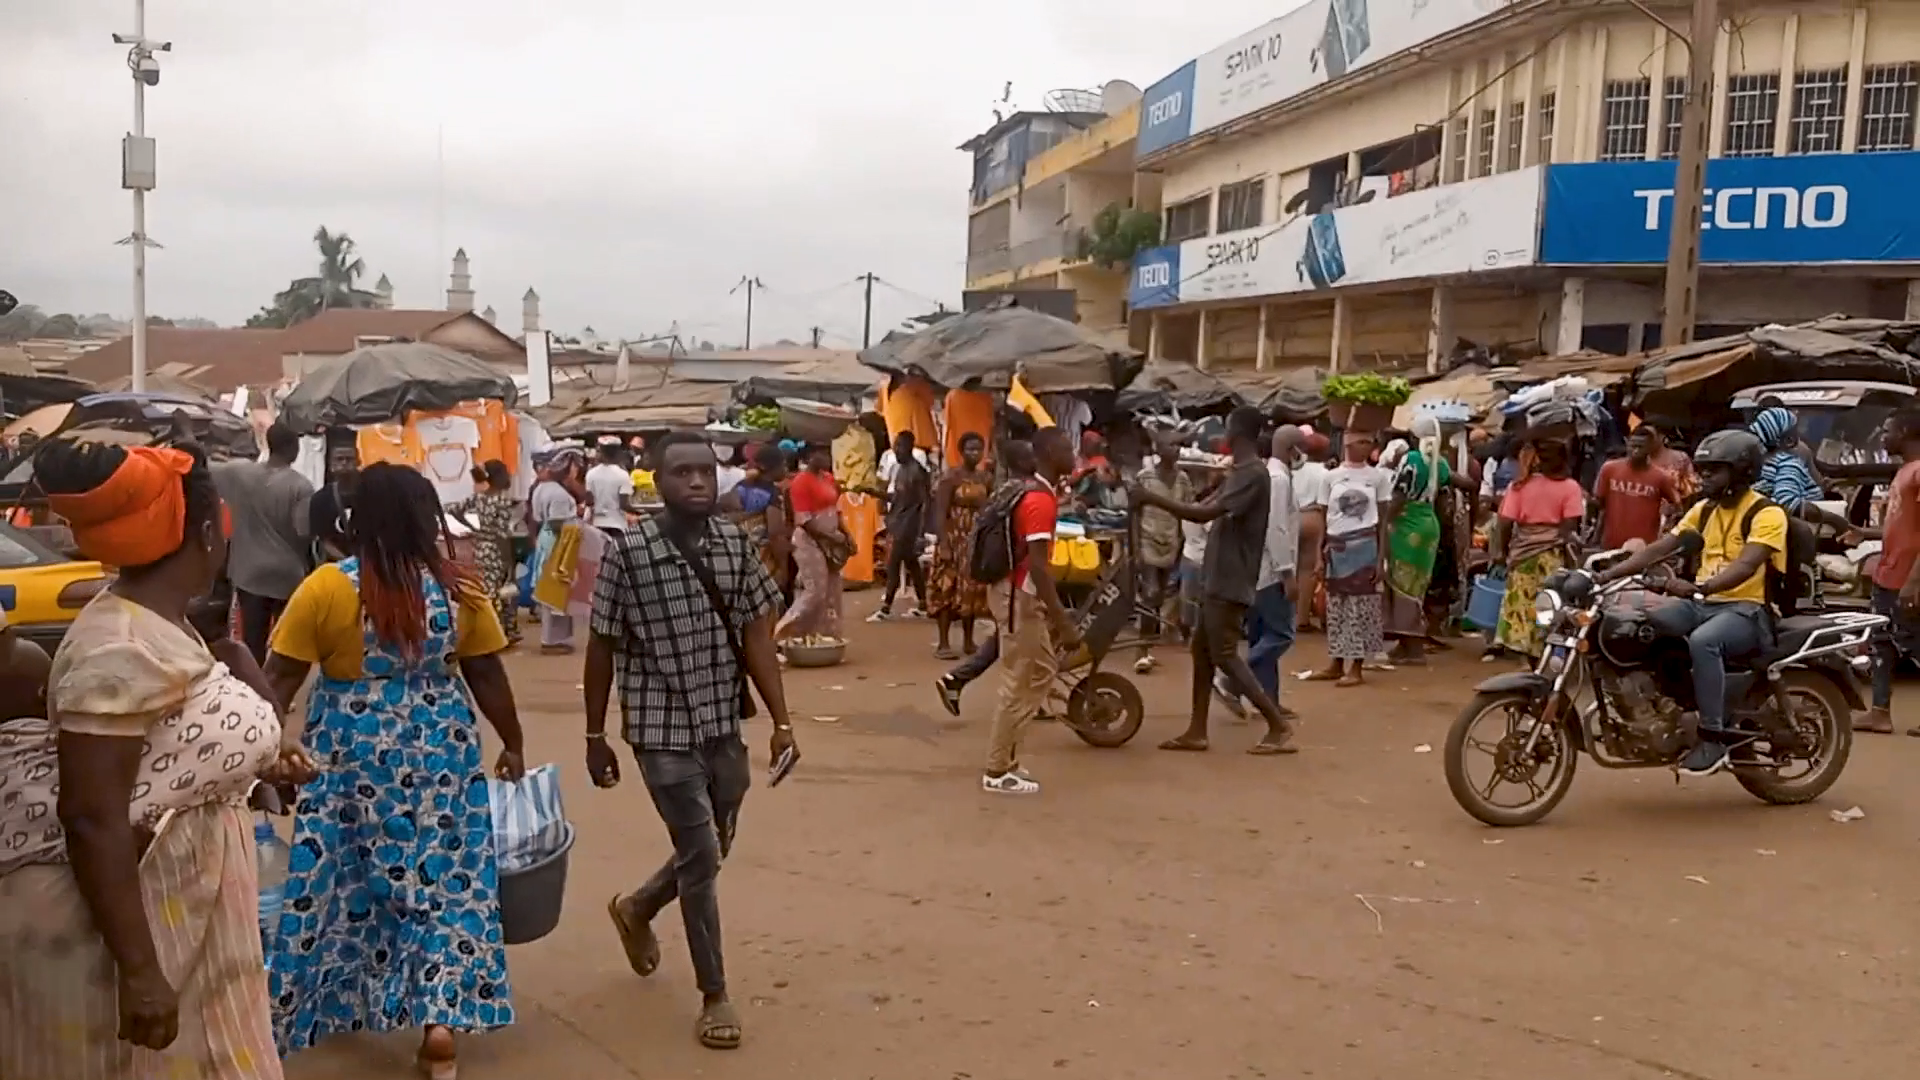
[131,0,147,393]
[1660,0,1720,348]
[115,0,166,393]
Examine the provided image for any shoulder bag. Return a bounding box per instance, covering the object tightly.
[661,525,760,719]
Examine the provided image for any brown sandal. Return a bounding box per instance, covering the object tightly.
[607,894,661,977]
[698,999,742,1050]
[416,1025,456,1080]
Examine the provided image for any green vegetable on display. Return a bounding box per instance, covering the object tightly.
[1322,373,1413,406]
[738,405,782,431]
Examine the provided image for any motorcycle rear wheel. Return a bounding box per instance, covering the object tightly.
[1445,690,1579,827]
[1732,671,1853,806]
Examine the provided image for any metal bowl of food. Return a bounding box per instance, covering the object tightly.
[781,636,846,668]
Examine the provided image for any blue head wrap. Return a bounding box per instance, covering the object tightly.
[1750,407,1795,451]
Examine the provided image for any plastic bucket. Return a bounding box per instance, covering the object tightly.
[499,821,574,946]
[1466,571,1506,631]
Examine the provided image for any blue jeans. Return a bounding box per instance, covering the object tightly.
[1674,600,1770,730]
[1243,582,1298,703]
[632,737,751,996]
[1869,586,1920,709]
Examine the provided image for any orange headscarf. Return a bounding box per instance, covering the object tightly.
[46,446,194,567]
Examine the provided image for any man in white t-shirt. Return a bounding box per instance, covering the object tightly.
[585,441,636,536]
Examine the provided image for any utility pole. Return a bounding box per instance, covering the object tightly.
[730,276,763,349]
[809,326,823,348]
[859,272,877,348]
[1660,0,1720,348]
[113,1,168,394]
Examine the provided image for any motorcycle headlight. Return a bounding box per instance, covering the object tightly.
[1533,590,1563,627]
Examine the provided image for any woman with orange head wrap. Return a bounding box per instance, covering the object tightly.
[0,432,312,1080]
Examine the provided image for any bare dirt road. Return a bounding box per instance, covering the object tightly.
[285,593,1917,1080]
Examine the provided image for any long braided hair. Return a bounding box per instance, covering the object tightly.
[351,463,477,660]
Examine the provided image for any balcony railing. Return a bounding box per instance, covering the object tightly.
[967,229,1092,281]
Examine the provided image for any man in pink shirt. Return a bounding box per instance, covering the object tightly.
[1856,410,1920,734]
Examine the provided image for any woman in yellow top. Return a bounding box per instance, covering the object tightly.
[262,463,527,1079]
[0,432,310,1080]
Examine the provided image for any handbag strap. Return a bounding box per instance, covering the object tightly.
[660,523,759,711]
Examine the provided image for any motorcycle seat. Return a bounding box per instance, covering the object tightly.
[1759,614,1838,664]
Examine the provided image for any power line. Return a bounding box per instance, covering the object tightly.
[728,275,764,348]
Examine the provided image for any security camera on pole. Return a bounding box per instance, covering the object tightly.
[113,0,170,394]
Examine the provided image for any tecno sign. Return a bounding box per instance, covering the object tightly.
[1136,261,1173,290]
[1145,91,1183,128]
[1634,185,1850,231]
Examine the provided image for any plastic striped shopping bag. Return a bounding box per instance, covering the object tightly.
[488,764,569,874]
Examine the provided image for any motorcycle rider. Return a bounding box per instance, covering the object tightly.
[1594,430,1788,776]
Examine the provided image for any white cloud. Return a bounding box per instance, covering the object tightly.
[0,0,1288,345]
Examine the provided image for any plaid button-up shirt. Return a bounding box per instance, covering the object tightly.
[591,516,782,751]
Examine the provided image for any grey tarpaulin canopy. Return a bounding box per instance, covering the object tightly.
[279,342,518,433]
[545,377,731,436]
[857,306,1144,393]
[1115,359,1246,414]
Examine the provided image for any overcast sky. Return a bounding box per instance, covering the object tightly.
[1,0,1294,347]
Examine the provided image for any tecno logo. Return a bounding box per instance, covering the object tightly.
[1633,185,1850,231]
[1136,261,1172,289]
[1146,92,1184,127]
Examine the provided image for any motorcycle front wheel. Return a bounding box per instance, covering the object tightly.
[1444,690,1579,827]
[1732,671,1853,806]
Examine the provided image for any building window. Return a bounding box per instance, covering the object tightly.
[1446,115,1469,182]
[1858,63,1918,152]
[1659,76,1689,159]
[1788,68,1848,154]
[1723,73,1781,157]
[1503,100,1526,170]
[1164,194,1212,243]
[1475,107,1497,175]
[1537,90,1557,162]
[1215,177,1265,233]
[1599,78,1652,161]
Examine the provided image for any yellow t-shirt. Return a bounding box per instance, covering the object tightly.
[1672,489,1788,606]
[269,563,508,680]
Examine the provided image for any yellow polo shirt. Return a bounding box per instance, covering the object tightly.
[1672,489,1787,606]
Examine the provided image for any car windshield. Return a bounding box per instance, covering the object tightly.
[1807,398,1907,468]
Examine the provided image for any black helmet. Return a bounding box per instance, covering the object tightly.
[1693,429,1765,488]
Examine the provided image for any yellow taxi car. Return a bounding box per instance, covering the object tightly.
[0,523,111,651]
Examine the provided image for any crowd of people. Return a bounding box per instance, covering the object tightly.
[6,384,1920,1078]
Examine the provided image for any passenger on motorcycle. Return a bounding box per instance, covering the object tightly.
[1594,430,1788,777]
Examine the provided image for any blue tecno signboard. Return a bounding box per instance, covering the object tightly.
[1540,151,1920,265]
[1129,246,1182,310]
[1135,61,1196,158]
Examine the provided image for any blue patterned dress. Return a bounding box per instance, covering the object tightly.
[268,559,513,1053]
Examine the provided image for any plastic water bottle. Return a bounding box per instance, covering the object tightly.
[254,819,290,964]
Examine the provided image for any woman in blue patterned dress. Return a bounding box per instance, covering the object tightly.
[262,464,527,1080]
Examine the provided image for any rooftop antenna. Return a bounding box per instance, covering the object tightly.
[991,80,1013,123]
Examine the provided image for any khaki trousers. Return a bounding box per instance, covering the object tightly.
[986,588,1057,775]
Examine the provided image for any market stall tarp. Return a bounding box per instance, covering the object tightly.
[857,306,1144,393]
[1115,359,1246,414]
[546,378,732,436]
[279,342,519,433]
[728,353,878,409]
[1623,322,1920,408]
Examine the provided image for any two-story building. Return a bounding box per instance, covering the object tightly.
[1127,0,1920,377]
[960,83,1158,334]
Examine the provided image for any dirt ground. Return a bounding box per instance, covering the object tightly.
[284,589,1918,1080]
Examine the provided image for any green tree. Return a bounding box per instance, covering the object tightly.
[247,226,382,328]
[1077,203,1162,269]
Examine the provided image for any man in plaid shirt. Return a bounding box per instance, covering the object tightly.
[582,431,797,1051]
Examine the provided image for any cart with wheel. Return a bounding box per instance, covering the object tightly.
[1045,520,1167,748]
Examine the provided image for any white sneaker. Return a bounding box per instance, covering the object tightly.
[1134,655,1156,674]
[865,609,892,623]
[982,769,1040,794]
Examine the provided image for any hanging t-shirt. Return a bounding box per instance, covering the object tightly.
[416,414,482,504]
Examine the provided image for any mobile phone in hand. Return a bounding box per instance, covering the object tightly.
[769,744,799,787]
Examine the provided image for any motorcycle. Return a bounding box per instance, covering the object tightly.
[1444,550,1885,827]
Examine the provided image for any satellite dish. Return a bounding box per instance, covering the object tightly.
[1045,87,1103,113]
[1100,80,1142,113]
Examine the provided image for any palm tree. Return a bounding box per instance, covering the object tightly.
[249,227,382,327]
